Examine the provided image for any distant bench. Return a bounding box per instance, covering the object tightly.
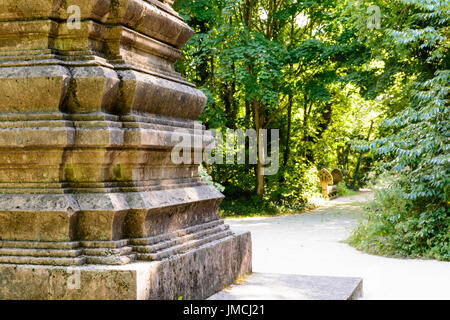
[318,168,343,200]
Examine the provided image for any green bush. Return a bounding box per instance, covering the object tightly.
[219,196,281,218]
[337,182,357,196]
[348,173,450,261]
[219,163,323,218]
[269,163,321,207]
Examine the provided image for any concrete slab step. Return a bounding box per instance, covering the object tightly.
[208,273,363,300]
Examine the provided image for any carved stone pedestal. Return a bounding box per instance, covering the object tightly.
[0,0,251,299]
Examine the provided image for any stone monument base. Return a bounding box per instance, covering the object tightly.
[0,231,251,300]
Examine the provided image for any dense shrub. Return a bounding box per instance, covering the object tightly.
[337,182,357,196]
[348,173,449,261]
[219,164,323,217]
[268,164,321,207]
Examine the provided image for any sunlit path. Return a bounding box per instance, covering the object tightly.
[225,191,450,300]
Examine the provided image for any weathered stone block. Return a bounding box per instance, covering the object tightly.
[0,194,78,241]
[65,66,120,113]
[120,0,193,48]
[0,65,70,113]
[0,20,57,51]
[118,69,207,119]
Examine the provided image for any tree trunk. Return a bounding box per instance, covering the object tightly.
[283,94,293,166]
[254,100,265,196]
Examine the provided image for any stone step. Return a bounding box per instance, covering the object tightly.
[0,247,82,258]
[0,240,80,250]
[85,254,136,266]
[174,220,225,237]
[133,224,230,254]
[83,246,133,257]
[0,221,230,266]
[130,219,224,246]
[136,229,233,261]
[80,239,129,249]
[0,255,86,266]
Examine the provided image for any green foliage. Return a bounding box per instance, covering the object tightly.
[219,196,282,218]
[198,164,225,192]
[348,173,450,260]
[175,0,380,199]
[268,164,321,207]
[337,182,357,196]
[218,164,322,217]
[175,0,449,259]
[349,0,450,260]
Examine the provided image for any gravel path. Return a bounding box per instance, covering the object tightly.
[225,191,450,300]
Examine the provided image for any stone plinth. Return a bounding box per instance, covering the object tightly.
[0,0,251,299]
